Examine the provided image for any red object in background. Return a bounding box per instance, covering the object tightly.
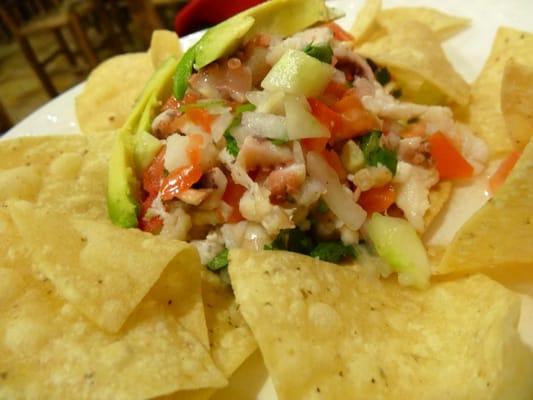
[175,0,265,36]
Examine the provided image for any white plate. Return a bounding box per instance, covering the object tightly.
[4,1,533,398]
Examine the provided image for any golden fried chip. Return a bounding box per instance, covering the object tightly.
[0,211,226,399]
[8,200,207,340]
[378,7,470,41]
[350,0,381,45]
[229,249,533,400]
[469,27,533,157]
[356,21,469,106]
[150,29,183,69]
[424,181,453,229]
[161,271,257,400]
[501,59,533,150]
[75,53,154,133]
[437,140,533,295]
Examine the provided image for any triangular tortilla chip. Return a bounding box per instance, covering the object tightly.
[468,27,533,156]
[229,249,533,400]
[356,21,469,106]
[501,59,533,150]
[437,140,533,295]
[0,209,226,399]
[350,0,381,45]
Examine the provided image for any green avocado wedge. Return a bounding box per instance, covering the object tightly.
[173,44,198,100]
[107,131,140,228]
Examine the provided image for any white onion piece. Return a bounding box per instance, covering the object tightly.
[306,151,367,230]
[211,112,233,143]
[241,111,287,140]
[245,90,285,114]
[164,134,190,172]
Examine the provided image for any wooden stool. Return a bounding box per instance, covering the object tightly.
[0,1,101,97]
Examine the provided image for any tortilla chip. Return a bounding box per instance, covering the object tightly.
[501,59,533,150]
[0,211,226,399]
[229,249,533,399]
[7,200,207,342]
[469,27,533,157]
[150,29,183,69]
[159,271,257,400]
[424,181,453,229]
[350,0,381,45]
[75,53,154,134]
[378,7,470,41]
[356,21,469,106]
[437,140,533,295]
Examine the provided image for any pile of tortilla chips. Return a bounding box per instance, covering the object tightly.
[2,1,533,399]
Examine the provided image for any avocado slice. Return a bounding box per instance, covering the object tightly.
[107,131,140,228]
[193,0,333,70]
[173,44,198,100]
[134,130,163,174]
[365,213,430,289]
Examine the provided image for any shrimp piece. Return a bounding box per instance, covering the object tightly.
[237,136,293,171]
[264,164,306,200]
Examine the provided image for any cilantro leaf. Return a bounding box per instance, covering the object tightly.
[310,241,356,263]
[359,130,398,175]
[235,103,256,114]
[391,88,402,98]
[207,249,229,271]
[267,228,315,255]
[224,131,239,157]
[304,43,333,64]
[375,67,391,86]
[269,137,289,145]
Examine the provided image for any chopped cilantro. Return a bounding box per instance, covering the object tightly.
[269,137,289,145]
[267,228,315,255]
[375,67,391,86]
[317,199,329,213]
[391,88,402,98]
[359,130,398,175]
[366,58,378,72]
[224,131,239,157]
[235,102,256,114]
[207,249,229,271]
[304,43,334,64]
[310,241,356,263]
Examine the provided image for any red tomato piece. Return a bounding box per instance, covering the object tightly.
[325,22,354,41]
[160,164,203,201]
[300,137,329,152]
[142,147,166,195]
[428,132,474,180]
[186,107,214,133]
[358,184,396,214]
[222,177,247,223]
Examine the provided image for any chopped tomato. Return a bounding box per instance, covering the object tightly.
[489,150,521,194]
[322,149,347,181]
[139,216,163,234]
[162,96,181,112]
[187,134,204,166]
[160,164,203,201]
[185,107,214,133]
[324,80,349,99]
[325,22,354,41]
[331,93,379,141]
[428,132,473,180]
[300,137,329,152]
[142,147,166,195]
[308,98,344,134]
[222,178,247,223]
[358,184,396,214]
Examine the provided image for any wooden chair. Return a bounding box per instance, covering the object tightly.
[0,0,116,98]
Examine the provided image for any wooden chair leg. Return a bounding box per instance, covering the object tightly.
[0,101,13,133]
[53,28,77,66]
[18,37,58,97]
[68,13,98,68]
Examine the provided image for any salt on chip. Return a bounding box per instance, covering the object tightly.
[437,139,533,295]
[8,200,207,341]
[150,29,183,69]
[349,0,381,45]
[378,7,470,41]
[0,211,226,399]
[160,271,257,400]
[229,249,533,400]
[75,53,154,134]
[468,27,533,157]
[356,21,470,106]
[501,59,533,150]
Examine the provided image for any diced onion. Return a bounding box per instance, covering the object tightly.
[306,151,367,230]
[241,111,287,140]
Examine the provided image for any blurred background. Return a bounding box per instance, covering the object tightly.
[0,0,263,133]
